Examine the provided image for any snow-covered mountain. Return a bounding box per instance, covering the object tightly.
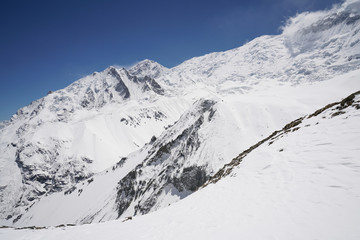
[0,0,360,234]
[152,1,360,92]
[0,66,189,224]
[2,82,360,240]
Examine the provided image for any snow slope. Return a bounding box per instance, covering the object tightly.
[2,86,359,240]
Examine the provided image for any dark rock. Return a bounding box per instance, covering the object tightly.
[81,157,93,164]
[171,166,208,192]
[116,157,127,168]
[143,76,164,95]
[150,136,157,143]
[116,170,137,217]
[120,118,128,125]
[81,88,95,108]
[114,100,216,219]
[64,186,77,195]
[108,68,130,99]
[12,214,22,223]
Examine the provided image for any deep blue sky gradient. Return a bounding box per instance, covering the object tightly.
[0,0,342,121]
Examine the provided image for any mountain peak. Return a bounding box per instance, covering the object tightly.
[105,65,126,73]
[129,59,168,79]
[138,59,155,64]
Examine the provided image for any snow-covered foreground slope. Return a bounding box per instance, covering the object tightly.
[2,86,360,240]
[1,0,360,228]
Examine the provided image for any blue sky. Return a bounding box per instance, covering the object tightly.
[0,0,342,121]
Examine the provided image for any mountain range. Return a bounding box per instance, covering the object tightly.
[1,0,360,239]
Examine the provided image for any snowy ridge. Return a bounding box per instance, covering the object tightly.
[206,90,360,186]
[153,0,360,92]
[10,66,165,124]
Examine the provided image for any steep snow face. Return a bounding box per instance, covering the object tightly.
[155,35,290,94]
[281,1,360,80]
[2,91,360,240]
[151,0,360,92]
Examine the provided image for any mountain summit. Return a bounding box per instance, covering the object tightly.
[128,59,168,79]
